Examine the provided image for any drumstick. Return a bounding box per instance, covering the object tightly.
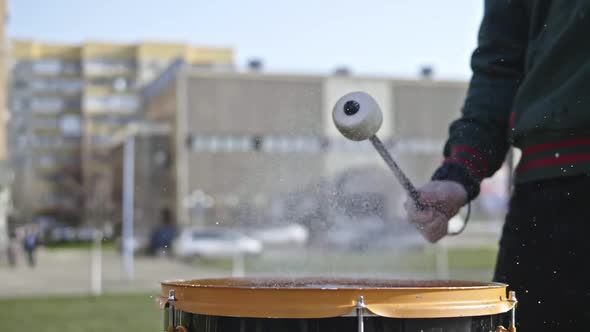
[333,92,448,215]
[368,135,427,210]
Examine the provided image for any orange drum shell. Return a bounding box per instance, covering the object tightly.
[159,278,515,319]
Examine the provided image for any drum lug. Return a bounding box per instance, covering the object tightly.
[356,295,365,332]
[164,289,189,332]
[508,290,518,332]
[496,291,518,332]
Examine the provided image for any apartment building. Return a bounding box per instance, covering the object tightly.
[8,40,233,224]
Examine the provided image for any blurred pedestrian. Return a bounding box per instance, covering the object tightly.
[22,226,39,267]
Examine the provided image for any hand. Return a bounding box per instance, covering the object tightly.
[404,180,468,243]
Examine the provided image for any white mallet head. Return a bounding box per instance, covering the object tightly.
[332,91,383,141]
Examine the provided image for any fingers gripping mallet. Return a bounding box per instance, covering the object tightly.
[332,91,428,211]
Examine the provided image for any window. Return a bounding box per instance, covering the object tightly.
[30,97,64,113]
[61,115,82,137]
[32,60,62,75]
[11,98,28,112]
[38,155,57,167]
[113,77,129,92]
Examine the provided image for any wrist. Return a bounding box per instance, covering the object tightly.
[432,162,480,201]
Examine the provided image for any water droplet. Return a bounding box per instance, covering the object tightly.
[553,270,557,274]
[516,261,519,265]
[555,153,560,158]
[525,289,529,293]
[538,300,542,304]
[215,221,219,225]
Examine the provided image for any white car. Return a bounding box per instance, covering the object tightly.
[172,228,263,259]
[246,223,309,246]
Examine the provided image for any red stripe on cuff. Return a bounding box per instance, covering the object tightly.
[451,146,488,174]
[444,157,483,180]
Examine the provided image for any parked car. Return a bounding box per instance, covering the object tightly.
[172,228,263,259]
[245,223,309,247]
[323,217,385,251]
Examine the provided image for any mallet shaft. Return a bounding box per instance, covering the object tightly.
[369,136,427,210]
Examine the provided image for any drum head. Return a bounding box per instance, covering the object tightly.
[159,277,514,319]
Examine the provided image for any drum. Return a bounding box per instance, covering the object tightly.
[158,278,517,332]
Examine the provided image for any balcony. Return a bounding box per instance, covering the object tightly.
[30,97,81,114]
[31,60,81,76]
[35,154,81,171]
[84,94,140,114]
[38,192,80,211]
[86,77,135,94]
[31,135,81,149]
[31,117,60,133]
[30,78,83,95]
[83,59,136,77]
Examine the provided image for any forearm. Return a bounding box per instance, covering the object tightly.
[434,0,528,200]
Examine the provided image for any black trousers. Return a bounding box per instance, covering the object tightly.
[493,174,590,331]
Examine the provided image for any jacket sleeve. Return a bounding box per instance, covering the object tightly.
[432,0,529,201]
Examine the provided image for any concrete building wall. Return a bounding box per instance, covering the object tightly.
[392,81,467,140]
[184,73,324,135]
[133,134,174,236]
[390,80,468,191]
[176,72,326,225]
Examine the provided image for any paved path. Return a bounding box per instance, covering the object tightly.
[0,238,497,298]
[0,249,228,297]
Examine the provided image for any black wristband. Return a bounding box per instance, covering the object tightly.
[432,162,481,201]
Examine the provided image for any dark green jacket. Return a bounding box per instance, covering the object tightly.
[433,0,590,200]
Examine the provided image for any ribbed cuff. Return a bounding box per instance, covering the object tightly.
[432,162,481,201]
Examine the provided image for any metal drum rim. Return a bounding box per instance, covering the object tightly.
[161,277,507,290]
[159,277,515,319]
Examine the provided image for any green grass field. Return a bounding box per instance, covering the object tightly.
[193,246,498,277]
[0,294,161,332]
[0,246,498,331]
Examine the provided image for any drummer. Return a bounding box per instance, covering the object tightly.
[404,1,590,331]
